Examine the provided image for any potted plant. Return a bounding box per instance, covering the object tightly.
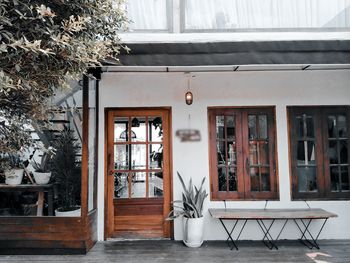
[52,128,81,217]
[2,153,25,185]
[167,172,208,248]
[31,147,55,185]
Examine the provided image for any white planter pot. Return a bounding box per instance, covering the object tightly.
[55,207,81,217]
[5,169,24,185]
[33,171,52,185]
[183,216,205,248]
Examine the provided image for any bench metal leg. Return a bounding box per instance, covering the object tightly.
[293,218,328,249]
[220,219,247,251]
[257,219,278,250]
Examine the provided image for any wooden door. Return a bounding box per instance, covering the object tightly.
[106,108,172,239]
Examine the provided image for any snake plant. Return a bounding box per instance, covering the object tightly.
[167,172,208,220]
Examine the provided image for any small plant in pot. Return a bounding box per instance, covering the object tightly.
[31,147,55,185]
[167,172,208,248]
[52,128,81,217]
[1,153,25,185]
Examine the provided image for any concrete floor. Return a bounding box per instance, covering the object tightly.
[0,240,349,263]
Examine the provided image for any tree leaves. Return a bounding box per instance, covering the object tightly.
[0,0,129,153]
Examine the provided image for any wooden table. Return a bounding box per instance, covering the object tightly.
[0,184,54,216]
[209,208,337,250]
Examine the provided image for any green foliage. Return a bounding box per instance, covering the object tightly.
[30,147,55,172]
[0,152,25,171]
[0,0,129,153]
[167,172,208,220]
[52,128,81,211]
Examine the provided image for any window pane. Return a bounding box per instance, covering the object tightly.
[250,167,259,192]
[217,141,226,166]
[330,166,340,192]
[131,117,146,142]
[226,116,235,140]
[228,166,237,191]
[131,172,146,198]
[297,167,317,192]
[249,141,258,165]
[328,116,337,138]
[218,166,227,191]
[297,141,316,165]
[248,115,257,139]
[328,141,339,164]
[297,115,314,138]
[115,117,128,142]
[115,145,129,170]
[261,167,271,192]
[184,0,350,30]
[341,166,350,191]
[131,144,146,170]
[258,115,268,139]
[149,172,163,197]
[338,115,348,138]
[149,116,163,142]
[216,116,225,139]
[258,142,269,165]
[340,140,348,164]
[149,144,163,169]
[126,0,168,30]
[115,172,129,199]
[227,141,236,166]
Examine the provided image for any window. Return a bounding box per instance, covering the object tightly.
[183,0,350,32]
[288,106,350,200]
[208,107,278,200]
[125,0,171,32]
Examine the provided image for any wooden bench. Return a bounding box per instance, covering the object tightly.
[209,208,337,250]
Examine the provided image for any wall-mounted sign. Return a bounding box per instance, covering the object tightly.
[175,129,201,142]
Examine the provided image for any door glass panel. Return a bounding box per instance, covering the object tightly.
[131,117,146,142]
[115,117,128,142]
[131,172,146,198]
[115,172,129,198]
[216,116,225,139]
[258,115,268,139]
[226,116,235,140]
[149,144,163,169]
[248,115,257,139]
[218,166,227,191]
[149,116,163,142]
[131,144,146,170]
[115,145,129,170]
[227,141,236,166]
[330,166,340,191]
[217,141,226,166]
[297,141,316,165]
[328,116,337,138]
[149,172,163,197]
[297,167,317,192]
[228,166,237,191]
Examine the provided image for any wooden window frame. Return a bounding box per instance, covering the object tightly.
[208,106,279,201]
[288,106,350,200]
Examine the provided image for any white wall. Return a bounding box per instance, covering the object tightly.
[98,69,350,241]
